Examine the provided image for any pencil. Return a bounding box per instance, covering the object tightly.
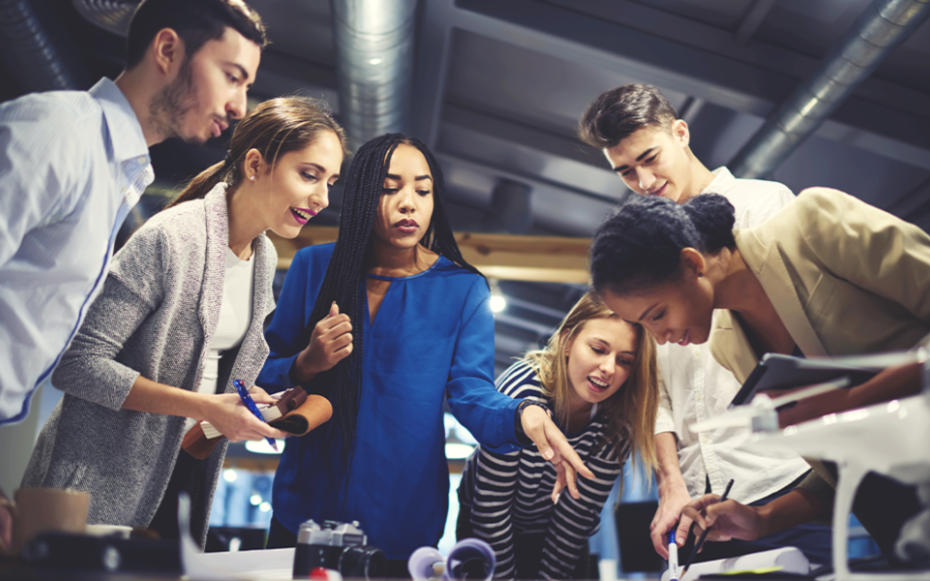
[680,478,734,578]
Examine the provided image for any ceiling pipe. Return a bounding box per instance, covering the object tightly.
[0,0,93,93]
[729,0,930,179]
[331,0,417,151]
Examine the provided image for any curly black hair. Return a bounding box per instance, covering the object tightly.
[590,193,736,296]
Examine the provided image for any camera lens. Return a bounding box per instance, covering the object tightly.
[340,546,387,580]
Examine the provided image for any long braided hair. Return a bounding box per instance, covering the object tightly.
[305,133,482,490]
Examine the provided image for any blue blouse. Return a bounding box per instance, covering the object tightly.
[257,243,522,559]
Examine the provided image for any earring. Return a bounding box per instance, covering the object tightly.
[250,175,255,181]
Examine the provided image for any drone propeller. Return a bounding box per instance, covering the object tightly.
[691,377,850,434]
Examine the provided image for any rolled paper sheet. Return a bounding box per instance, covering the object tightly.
[446,538,496,581]
[181,393,334,459]
[408,547,445,581]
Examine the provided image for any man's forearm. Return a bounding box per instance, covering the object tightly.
[655,432,688,496]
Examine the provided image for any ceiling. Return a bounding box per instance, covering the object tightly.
[3,0,929,374]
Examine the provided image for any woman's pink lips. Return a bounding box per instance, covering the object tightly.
[677,329,690,346]
[395,219,418,233]
[289,207,315,225]
[587,377,609,393]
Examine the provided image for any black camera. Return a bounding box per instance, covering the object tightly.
[293,520,386,580]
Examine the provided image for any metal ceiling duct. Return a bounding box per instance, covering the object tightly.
[332,0,417,151]
[71,0,137,37]
[0,0,93,92]
[730,0,930,179]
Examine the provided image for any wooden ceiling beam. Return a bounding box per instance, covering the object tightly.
[267,227,592,284]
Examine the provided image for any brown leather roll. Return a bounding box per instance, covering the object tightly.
[181,393,333,459]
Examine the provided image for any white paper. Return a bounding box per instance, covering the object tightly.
[178,492,294,580]
[661,547,810,581]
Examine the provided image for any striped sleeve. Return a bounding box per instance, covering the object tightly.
[470,446,521,578]
[469,361,545,578]
[538,427,627,580]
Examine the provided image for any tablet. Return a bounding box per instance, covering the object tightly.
[728,353,877,408]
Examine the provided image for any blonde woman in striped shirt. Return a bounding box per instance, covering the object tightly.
[458,292,658,579]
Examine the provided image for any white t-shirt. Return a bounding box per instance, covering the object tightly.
[654,167,812,504]
[183,246,255,432]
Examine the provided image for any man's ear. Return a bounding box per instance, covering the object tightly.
[151,28,184,76]
[671,118,690,147]
[679,247,706,280]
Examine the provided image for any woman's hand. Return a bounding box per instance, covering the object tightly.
[520,405,595,500]
[681,494,765,545]
[293,302,353,383]
[201,389,289,443]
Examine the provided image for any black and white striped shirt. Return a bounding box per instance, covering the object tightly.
[459,361,630,579]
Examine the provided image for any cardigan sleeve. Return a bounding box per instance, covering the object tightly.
[446,277,522,452]
[50,225,167,410]
[795,187,930,326]
[257,248,312,393]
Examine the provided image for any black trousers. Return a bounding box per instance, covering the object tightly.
[456,503,590,579]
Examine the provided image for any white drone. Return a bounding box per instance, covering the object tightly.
[691,350,930,581]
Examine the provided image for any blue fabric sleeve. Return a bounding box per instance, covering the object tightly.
[446,277,521,453]
[257,249,310,394]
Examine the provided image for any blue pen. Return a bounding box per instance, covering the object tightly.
[233,379,279,452]
[668,530,679,581]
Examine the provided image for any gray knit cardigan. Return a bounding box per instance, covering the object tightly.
[22,183,277,547]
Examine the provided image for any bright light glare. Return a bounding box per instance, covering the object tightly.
[369,58,382,65]
[250,494,262,506]
[489,295,506,313]
[259,502,272,513]
[223,469,238,483]
[445,443,476,460]
[245,439,285,454]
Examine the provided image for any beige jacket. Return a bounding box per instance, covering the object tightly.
[708,186,930,503]
[711,186,930,384]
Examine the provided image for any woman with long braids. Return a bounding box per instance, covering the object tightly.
[588,187,930,560]
[22,97,347,547]
[258,133,592,572]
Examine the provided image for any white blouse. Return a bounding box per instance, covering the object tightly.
[184,246,255,431]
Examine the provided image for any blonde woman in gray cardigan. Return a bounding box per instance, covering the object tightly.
[22,97,348,546]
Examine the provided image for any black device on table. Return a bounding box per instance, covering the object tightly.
[729,353,877,409]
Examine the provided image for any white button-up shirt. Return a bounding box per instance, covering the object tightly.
[654,167,812,503]
[0,78,153,424]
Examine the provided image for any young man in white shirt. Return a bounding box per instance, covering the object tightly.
[0,0,266,548]
[578,83,832,565]
[0,0,265,426]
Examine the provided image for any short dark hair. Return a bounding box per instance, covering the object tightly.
[125,0,267,70]
[578,84,679,150]
[590,193,736,296]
